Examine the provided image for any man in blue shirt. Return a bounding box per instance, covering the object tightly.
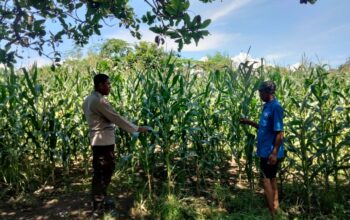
[240,81,284,217]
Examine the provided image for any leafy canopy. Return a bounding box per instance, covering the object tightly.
[0,0,317,67]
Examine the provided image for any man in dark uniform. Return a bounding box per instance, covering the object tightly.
[83,74,148,212]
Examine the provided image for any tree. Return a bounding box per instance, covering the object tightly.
[0,0,318,67]
[100,39,131,60]
[130,41,169,69]
[0,0,215,67]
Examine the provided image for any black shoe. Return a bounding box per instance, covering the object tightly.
[92,201,104,219]
[93,200,104,211]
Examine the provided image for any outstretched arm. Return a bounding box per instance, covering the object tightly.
[96,98,148,133]
[239,118,259,129]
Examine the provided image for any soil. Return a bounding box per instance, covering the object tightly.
[0,158,249,220]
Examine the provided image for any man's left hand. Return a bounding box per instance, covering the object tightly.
[268,153,277,165]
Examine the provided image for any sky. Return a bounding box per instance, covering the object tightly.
[17,0,350,69]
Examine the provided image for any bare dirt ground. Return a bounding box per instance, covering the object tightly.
[0,159,253,220]
[0,191,136,220]
[0,165,138,220]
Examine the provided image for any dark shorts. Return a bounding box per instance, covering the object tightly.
[260,157,281,179]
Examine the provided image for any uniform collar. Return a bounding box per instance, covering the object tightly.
[92,90,103,97]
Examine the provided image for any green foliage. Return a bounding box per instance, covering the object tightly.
[0,0,218,66]
[100,39,132,60]
[0,65,91,192]
[160,195,186,219]
[0,0,320,66]
[0,52,348,218]
[126,41,169,70]
[281,66,350,211]
[205,52,232,69]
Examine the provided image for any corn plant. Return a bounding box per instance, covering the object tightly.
[0,55,349,217]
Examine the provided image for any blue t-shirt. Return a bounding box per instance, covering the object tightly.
[257,98,284,159]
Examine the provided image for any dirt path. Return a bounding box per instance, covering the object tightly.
[0,165,137,220]
[0,159,244,220]
[0,190,136,220]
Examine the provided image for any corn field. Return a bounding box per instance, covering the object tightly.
[0,56,349,218]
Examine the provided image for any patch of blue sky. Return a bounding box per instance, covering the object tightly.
[16,0,350,68]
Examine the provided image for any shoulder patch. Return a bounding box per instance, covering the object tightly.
[100,98,110,105]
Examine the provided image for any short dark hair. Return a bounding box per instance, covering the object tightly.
[258,80,276,94]
[93,74,109,89]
